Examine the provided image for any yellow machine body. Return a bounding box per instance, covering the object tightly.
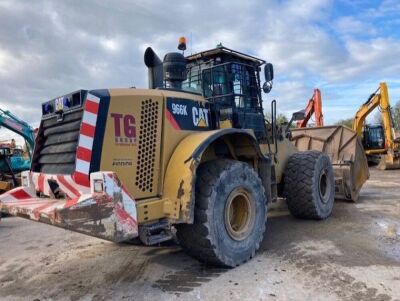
[100,89,266,225]
[352,82,400,170]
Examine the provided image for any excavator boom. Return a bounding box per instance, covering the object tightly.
[297,89,324,128]
[0,108,35,182]
[0,108,35,152]
[352,82,400,170]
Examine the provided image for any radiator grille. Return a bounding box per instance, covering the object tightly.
[36,110,83,174]
[135,99,158,192]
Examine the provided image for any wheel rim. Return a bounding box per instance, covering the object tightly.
[224,188,256,241]
[319,169,331,203]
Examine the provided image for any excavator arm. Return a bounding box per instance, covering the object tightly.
[297,89,324,128]
[352,82,400,169]
[0,109,35,156]
[352,82,396,150]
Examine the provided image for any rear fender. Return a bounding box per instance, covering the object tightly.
[163,128,269,224]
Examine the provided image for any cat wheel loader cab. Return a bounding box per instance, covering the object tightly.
[1,41,337,267]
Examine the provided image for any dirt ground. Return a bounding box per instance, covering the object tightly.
[0,168,399,301]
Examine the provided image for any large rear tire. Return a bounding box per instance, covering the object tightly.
[283,151,334,219]
[176,159,266,267]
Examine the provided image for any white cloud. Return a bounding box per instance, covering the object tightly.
[0,0,399,136]
[0,49,14,75]
[365,0,400,18]
[334,16,377,36]
[100,38,120,52]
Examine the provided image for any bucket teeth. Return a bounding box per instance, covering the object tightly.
[376,154,400,170]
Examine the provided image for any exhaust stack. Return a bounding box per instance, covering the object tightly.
[144,47,163,89]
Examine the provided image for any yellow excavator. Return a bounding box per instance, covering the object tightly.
[352,82,400,170]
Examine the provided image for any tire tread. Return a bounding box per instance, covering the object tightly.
[177,159,266,267]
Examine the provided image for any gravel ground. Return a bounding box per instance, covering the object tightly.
[0,168,399,301]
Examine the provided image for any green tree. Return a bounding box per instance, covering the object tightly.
[334,118,353,128]
[375,100,400,131]
[276,114,289,125]
[392,100,400,132]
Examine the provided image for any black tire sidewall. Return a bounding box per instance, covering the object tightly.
[284,151,335,220]
[208,163,266,264]
[312,154,335,217]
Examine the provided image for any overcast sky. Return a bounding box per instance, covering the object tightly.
[1,0,400,142]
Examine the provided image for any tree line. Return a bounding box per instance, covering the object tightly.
[335,100,400,132]
[272,100,400,132]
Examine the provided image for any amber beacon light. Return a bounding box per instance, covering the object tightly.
[178,36,187,51]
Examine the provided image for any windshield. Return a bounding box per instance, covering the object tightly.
[183,62,261,110]
[182,64,202,93]
[364,126,385,149]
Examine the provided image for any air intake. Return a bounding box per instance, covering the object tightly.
[163,52,187,90]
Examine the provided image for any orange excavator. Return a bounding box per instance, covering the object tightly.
[296,89,324,128]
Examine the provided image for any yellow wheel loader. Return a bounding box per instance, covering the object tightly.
[0,41,368,267]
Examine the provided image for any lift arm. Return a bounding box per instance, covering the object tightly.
[296,89,324,128]
[0,108,35,155]
[352,82,397,150]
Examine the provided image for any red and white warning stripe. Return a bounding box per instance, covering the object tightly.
[105,173,135,204]
[0,187,36,203]
[0,171,138,241]
[73,93,100,187]
[0,186,91,221]
[30,172,90,199]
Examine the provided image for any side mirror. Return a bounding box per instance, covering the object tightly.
[263,81,272,94]
[286,110,305,134]
[263,63,274,93]
[292,110,305,121]
[264,63,274,82]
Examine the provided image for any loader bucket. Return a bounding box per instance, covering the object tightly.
[376,153,400,170]
[290,126,369,202]
[0,171,138,242]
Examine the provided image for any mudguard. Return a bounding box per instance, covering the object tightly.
[163,128,266,223]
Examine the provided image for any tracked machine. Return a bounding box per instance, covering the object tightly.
[296,88,324,128]
[352,82,400,170]
[0,40,368,267]
[0,109,35,193]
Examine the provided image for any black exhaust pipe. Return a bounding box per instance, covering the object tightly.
[144,47,163,89]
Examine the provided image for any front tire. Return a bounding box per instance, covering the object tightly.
[176,159,266,267]
[283,151,335,219]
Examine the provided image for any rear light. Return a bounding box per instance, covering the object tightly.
[42,102,53,115]
[41,90,87,117]
[63,96,72,108]
[93,179,104,193]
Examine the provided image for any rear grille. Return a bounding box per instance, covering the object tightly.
[135,99,159,192]
[35,110,83,174]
